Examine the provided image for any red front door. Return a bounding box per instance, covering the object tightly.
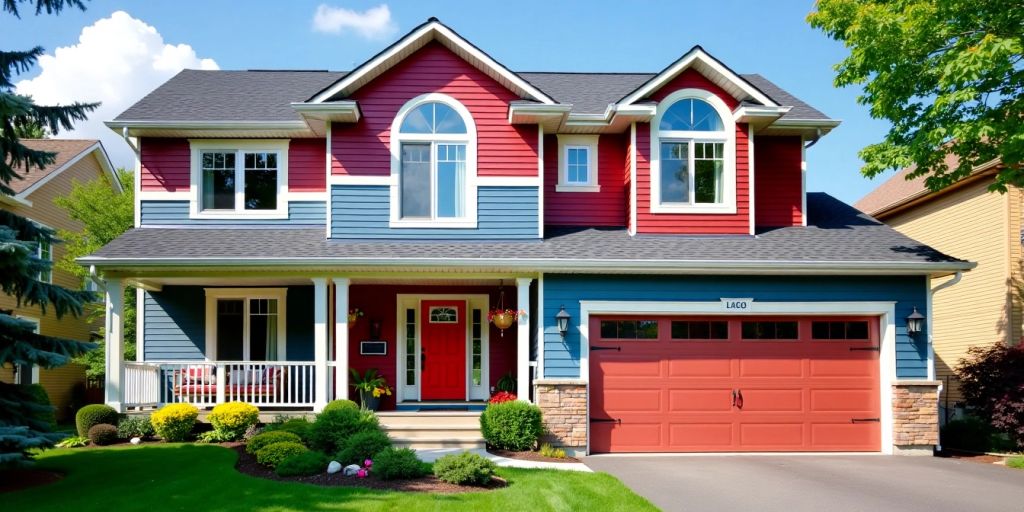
[420,300,467,400]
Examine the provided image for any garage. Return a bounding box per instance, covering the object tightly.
[589,316,881,453]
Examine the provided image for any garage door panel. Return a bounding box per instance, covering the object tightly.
[592,357,662,378]
[591,422,663,452]
[738,389,803,412]
[739,358,804,378]
[810,423,880,449]
[810,389,877,412]
[809,358,877,378]
[668,358,732,377]
[669,422,734,448]
[669,389,733,412]
[739,423,805,449]
[597,388,662,413]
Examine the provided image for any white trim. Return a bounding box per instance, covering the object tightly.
[388,93,478,229]
[629,123,637,236]
[329,174,394,186]
[477,176,541,187]
[312,278,329,410]
[649,89,737,215]
[537,124,545,239]
[620,47,778,107]
[136,287,145,362]
[925,276,935,380]
[137,191,189,201]
[203,287,288,362]
[284,191,328,202]
[104,278,125,412]
[134,137,142,228]
[536,273,545,380]
[310,20,555,105]
[516,277,533,402]
[333,277,350,400]
[748,124,756,235]
[576,299,897,455]
[188,139,290,220]
[326,121,333,239]
[556,134,600,192]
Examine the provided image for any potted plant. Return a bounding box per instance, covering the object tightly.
[348,308,364,327]
[349,368,392,411]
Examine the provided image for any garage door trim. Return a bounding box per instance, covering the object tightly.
[577,300,898,455]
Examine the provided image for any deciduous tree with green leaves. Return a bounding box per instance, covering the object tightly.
[808,0,1023,192]
[1,0,99,467]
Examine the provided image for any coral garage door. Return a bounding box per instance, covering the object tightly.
[589,316,881,453]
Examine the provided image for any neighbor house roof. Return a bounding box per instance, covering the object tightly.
[9,139,99,194]
[855,156,1003,217]
[82,193,969,274]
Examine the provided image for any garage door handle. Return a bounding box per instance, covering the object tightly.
[735,389,743,409]
[731,389,737,407]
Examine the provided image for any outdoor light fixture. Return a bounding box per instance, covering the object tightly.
[906,307,925,335]
[555,306,571,338]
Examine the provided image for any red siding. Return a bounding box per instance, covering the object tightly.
[544,133,628,227]
[754,136,803,228]
[635,69,750,235]
[288,139,327,192]
[140,138,190,192]
[331,42,538,177]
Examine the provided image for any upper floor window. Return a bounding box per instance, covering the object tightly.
[556,134,600,192]
[189,140,289,220]
[390,94,478,228]
[650,89,736,214]
[37,236,52,283]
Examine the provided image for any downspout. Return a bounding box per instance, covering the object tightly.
[121,127,139,156]
[929,270,963,452]
[803,128,824,149]
[88,265,106,293]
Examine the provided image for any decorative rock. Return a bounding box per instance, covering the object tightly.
[327,461,342,474]
[343,464,361,476]
[130,437,141,445]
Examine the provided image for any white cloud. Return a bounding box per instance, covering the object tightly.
[16,11,218,169]
[312,4,397,39]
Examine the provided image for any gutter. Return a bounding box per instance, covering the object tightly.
[929,270,964,452]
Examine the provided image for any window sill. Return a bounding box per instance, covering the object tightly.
[649,203,737,215]
[191,209,289,220]
[389,218,478,229]
[556,184,601,193]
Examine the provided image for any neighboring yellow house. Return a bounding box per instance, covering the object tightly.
[0,139,120,421]
[856,158,1020,412]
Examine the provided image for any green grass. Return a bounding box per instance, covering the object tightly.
[1007,456,1024,469]
[7,444,656,512]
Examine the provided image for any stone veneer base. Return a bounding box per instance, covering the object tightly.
[892,380,940,455]
[534,379,587,449]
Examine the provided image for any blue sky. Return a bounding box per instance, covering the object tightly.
[2,0,896,203]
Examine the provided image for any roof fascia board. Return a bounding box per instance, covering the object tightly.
[17,142,112,199]
[106,120,309,130]
[309,20,556,105]
[619,47,779,107]
[0,193,32,207]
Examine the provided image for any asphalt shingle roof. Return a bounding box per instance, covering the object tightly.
[83,193,964,269]
[9,139,98,194]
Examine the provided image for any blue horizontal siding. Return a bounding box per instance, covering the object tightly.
[139,200,326,226]
[541,274,929,379]
[331,185,539,239]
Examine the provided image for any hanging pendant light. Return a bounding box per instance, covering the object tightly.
[489,280,518,336]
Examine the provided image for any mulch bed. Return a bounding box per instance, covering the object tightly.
[231,445,506,493]
[489,449,580,463]
[937,449,1008,465]
[0,469,64,493]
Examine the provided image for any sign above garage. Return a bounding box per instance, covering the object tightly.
[720,298,754,311]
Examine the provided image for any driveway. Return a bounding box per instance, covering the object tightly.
[584,455,1024,512]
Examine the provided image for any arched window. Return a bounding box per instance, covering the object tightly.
[651,90,734,213]
[390,94,476,226]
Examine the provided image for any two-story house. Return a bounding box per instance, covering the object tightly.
[83,19,971,455]
[1,138,120,421]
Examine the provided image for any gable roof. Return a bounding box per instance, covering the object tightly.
[7,139,119,202]
[855,156,1003,217]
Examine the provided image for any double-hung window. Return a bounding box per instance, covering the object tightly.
[651,91,735,214]
[557,134,600,192]
[190,141,288,219]
[205,288,286,361]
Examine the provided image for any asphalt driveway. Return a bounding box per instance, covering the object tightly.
[584,455,1024,512]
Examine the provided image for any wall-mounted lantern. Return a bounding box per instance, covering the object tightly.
[555,306,571,338]
[906,307,925,335]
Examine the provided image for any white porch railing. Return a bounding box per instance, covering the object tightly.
[123,361,317,408]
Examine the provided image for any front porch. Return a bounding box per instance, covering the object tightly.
[103,275,538,412]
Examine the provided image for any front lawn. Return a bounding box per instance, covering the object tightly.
[6,444,656,511]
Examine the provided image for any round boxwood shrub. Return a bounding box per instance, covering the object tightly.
[256,441,308,468]
[307,407,380,454]
[480,400,544,451]
[335,429,391,465]
[247,430,303,455]
[263,417,312,442]
[433,451,496,486]
[322,399,359,414]
[151,403,199,442]
[88,423,119,446]
[373,447,429,480]
[275,450,329,477]
[76,404,119,437]
[117,416,154,439]
[208,401,260,441]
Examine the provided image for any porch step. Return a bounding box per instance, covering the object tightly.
[376,411,481,427]
[378,411,485,450]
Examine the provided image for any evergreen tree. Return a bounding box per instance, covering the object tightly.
[1,0,100,467]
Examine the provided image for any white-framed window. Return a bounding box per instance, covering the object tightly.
[14,316,41,385]
[650,89,736,214]
[189,140,289,220]
[389,93,478,229]
[204,288,287,361]
[556,134,600,192]
[36,237,52,283]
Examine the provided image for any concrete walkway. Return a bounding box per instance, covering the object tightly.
[584,455,1024,512]
[415,448,592,472]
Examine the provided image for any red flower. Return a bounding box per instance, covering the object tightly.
[488,391,517,404]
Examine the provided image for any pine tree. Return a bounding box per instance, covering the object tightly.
[1,0,100,467]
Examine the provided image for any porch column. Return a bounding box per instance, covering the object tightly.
[104,278,124,412]
[516,277,533,401]
[312,278,329,411]
[334,278,350,401]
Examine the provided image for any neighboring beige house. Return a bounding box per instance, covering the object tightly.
[0,139,120,421]
[856,158,1020,410]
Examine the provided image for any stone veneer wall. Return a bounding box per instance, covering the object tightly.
[534,379,587,449]
[892,381,940,454]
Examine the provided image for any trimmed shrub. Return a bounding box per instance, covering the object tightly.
[117,416,154,439]
[151,403,199,442]
[88,423,119,446]
[433,451,496,486]
[480,400,543,451]
[956,343,1024,448]
[275,450,329,477]
[263,417,312,442]
[322,399,359,414]
[76,404,119,437]
[539,443,566,459]
[247,430,303,455]
[941,416,997,452]
[307,407,380,454]
[335,429,392,466]
[255,441,308,468]
[373,447,429,480]
[208,401,260,441]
